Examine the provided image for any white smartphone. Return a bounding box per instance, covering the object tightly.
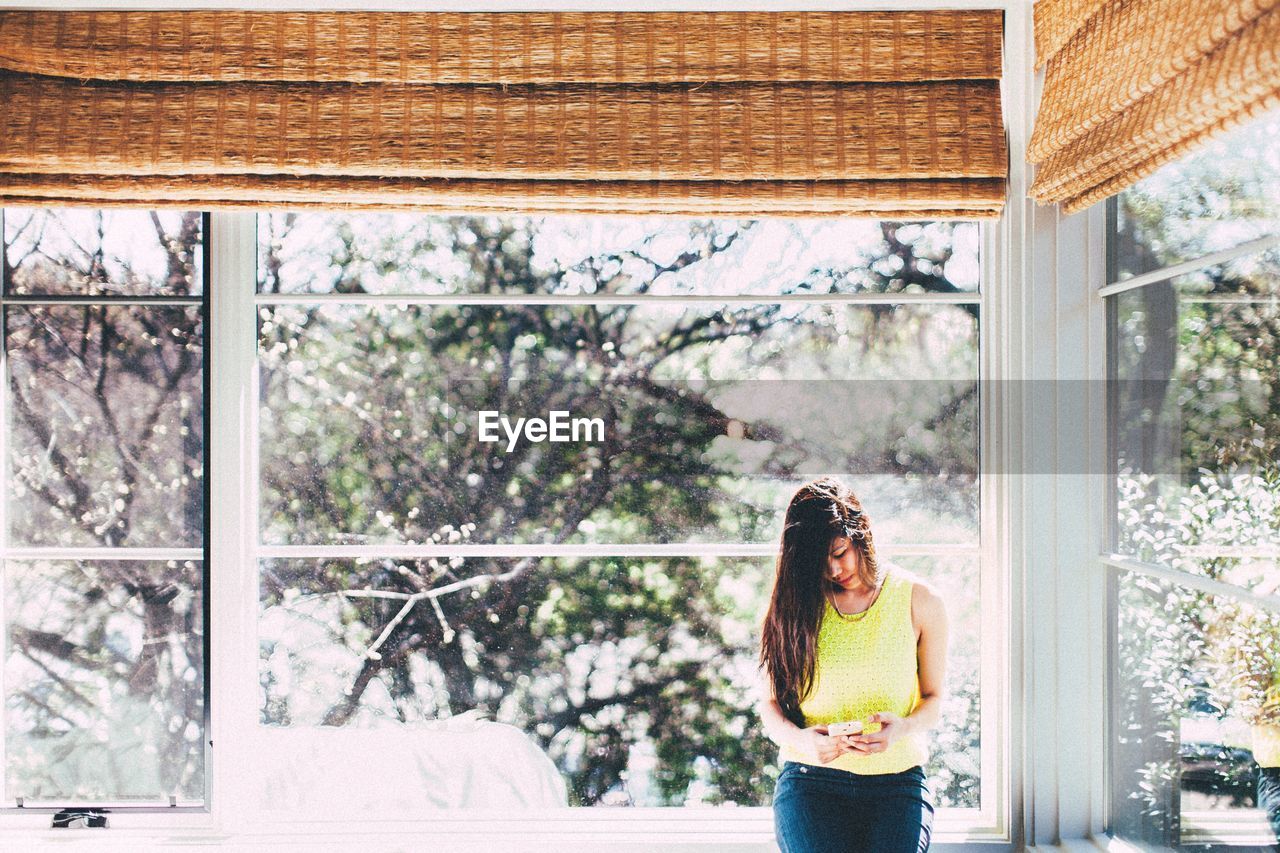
[827,720,864,737]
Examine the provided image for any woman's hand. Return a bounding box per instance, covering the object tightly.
[842,712,908,755]
[803,725,861,763]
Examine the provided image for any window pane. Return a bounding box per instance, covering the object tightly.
[259,303,978,546]
[258,214,979,296]
[6,305,204,547]
[1113,570,1280,848]
[1114,109,1280,281]
[3,209,204,297]
[256,554,979,812]
[4,560,204,804]
[1112,250,1280,592]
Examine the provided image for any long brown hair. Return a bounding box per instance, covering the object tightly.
[758,477,881,728]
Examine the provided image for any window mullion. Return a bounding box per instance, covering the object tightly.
[1102,554,1280,615]
[0,207,8,813]
[2,548,204,561]
[208,210,260,831]
[253,291,983,307]
[1099,232,1280,297]
[254,543,983,559]
[2,295,203,307]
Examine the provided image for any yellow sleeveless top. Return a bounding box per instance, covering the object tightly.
[777,569,929,774]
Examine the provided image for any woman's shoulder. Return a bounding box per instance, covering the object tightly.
[883,567,947,632]
[882,565,944,610]
[882,564,929,593]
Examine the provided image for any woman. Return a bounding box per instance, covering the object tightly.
[757,477,949,853]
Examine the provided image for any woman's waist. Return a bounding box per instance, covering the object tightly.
[777,757,928,782]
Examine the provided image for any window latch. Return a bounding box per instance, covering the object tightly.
[52,809,109,829]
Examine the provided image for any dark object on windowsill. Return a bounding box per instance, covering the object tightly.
[52,809,109,828]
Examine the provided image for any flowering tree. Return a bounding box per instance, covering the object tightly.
[3,209,985,808]
[1111,111,1280,841]
[3,209,205,801]
[255,214,984,807]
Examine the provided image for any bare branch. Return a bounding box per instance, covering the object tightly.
[356,556,536,659]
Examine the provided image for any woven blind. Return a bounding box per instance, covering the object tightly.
[1029,0,1280,214]
[0,11,1007,218]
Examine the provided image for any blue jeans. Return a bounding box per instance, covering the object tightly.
[772,761,934,853]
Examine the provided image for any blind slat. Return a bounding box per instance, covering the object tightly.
[1,10,1008,218]
[0,76,1008,183]
[1029,0,1278,162]
[0,10,1003,84]
[1033,0,1109,69]
[1029,0,1280,214]
[0,197,1000,219]
[0,173,1006,217]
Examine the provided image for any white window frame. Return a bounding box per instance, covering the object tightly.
[0,210,213,829]
[1101,205,1280,849]
[0,0,1137,849]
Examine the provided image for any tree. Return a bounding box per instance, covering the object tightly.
[3,208,205,801]
[1110,109,1280,840]
[3,208,984,808]
[255,213,983,806]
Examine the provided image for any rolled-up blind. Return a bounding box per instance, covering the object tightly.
[1029,0,1280,214]
[0,11,1008,217]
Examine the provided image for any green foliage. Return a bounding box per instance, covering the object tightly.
[255,215,984,807]
[4,208,985,808]
[1110,113,1280,838]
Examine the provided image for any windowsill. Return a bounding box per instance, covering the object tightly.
[0,829,1022,853]
[1085,811,1280,853]
[0,808,1013,851]
[1180,808,1277,848]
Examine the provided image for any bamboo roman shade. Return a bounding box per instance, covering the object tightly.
[1029,0,1280,214]
[0,11,1008,217]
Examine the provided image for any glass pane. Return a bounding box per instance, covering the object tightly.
[1114,108,1280,281]
[4,560,204,804]
[259,303,978,546]
[6,304,204,548]
[3,209,204,297]
[1113,570,1280,848]
[1112,250,1280,592]
[258,214,980,296]
[257,554,979,813]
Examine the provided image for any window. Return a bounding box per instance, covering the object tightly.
[0,209,208,808]
[1106,108,1280,848]
[0,210,1000,835]
[248,214,991,819]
